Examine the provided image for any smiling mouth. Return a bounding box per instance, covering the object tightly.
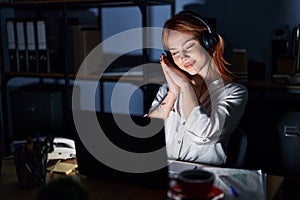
[184,61,195,69]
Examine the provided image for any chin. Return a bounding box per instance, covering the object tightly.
[187,70,198,76]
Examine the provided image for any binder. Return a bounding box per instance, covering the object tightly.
[36,20,50,73]
[25,20,38,72]
[15,20,28,72]
[6,19,18,72]
[72,25,101,75]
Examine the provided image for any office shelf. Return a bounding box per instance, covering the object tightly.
[0,0,175,8]
[0,0,175,156]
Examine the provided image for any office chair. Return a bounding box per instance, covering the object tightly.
[225,127,247,168]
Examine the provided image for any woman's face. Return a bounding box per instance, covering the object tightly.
[167,31,211,75]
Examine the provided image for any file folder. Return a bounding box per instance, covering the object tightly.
[16,20,28,72]
[36,20,50,73]
[26,20,38,72]
[6,19,18,72]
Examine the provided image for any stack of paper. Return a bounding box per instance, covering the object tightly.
[47,162,78,175]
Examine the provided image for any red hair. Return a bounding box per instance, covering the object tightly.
[162,11,234,83]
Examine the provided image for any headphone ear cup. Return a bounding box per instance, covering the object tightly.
[201,30,219,51]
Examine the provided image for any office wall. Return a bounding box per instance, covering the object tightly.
[184,0,272,62]
[182,0,300,78]
[273,0,300,28]
[101,0,300,79]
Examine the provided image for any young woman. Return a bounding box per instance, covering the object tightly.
[147,11,248,165]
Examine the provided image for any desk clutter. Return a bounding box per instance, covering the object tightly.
[203,167,265,200]
[47,160,78,175]
[1,155,276,200]
[10,136,79,186]
[47,137,76,161]
[168,161,266,200]
[10,135,54,187]
[8,135,265,199]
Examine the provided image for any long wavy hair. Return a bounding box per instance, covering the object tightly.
[162,11,234,83]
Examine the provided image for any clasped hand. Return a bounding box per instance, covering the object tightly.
[160,54,190,97]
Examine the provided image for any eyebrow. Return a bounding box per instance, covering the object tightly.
[169,37,196,51]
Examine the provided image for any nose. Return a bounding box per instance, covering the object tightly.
[180,50,190,60]
[176,52,190,67]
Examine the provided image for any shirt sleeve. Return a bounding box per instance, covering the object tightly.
[184,81,248,144]
[148,83,169,113]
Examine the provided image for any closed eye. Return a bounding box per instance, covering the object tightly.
[171,51,179,56]
[185,43,195,50]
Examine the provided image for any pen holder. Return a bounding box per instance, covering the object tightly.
[11,135,53,187]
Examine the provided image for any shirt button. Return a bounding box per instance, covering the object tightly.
[178,140,182,144]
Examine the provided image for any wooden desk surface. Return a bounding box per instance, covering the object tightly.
[0,157,283,200]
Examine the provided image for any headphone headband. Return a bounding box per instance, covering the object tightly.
[181,12,213,33]
[180,12,219,51]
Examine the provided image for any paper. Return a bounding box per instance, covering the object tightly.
[201,167,266,200]
[47,162,78,175]
[168,160,198,175]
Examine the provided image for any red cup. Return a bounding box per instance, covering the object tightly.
[176,169,214,199]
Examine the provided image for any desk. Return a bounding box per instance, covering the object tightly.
[1,158,166,200]
[0,158,283,200]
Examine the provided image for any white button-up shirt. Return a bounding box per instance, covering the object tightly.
[149,79,248,165]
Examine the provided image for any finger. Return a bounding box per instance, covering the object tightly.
[160,53,165,60]
[162,55,171,66]
[160,54,166,64]
[160,54,175,68]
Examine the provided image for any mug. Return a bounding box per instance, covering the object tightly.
[176,169,215,199]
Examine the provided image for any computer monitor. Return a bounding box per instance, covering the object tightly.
[72,111,169,189]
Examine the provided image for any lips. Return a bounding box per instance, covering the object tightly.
[184,61,195,69]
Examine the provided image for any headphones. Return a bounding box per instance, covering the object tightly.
[164,12,219,65]
[181,12,219,51]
